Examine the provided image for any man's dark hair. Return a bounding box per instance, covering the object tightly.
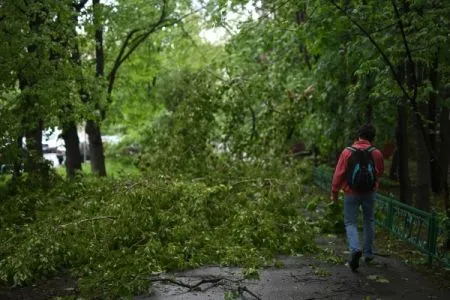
[357,124,376,142]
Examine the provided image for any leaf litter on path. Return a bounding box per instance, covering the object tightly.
[367,274,390,283]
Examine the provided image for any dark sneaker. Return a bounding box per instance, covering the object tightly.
[365,257,374,264]
[349,250,362,272]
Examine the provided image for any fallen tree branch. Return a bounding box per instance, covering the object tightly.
[238,285,262,300]
[232,178,281,184]
[136,277,261,300]
[125,181,146,190]
[58,216,116,228]
[146,275,260,298]
[147,276,249,293]
[149,276,223,290]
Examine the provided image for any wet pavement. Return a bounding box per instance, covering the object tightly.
[137,235,450,300]
[1,235,448,299]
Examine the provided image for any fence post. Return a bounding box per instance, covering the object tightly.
[427,212,437,267]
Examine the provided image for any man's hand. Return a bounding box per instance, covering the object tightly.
[330,192,339,203]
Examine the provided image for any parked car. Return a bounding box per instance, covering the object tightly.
[56,144,66,165]
[42,129,61,154]
[102,135,122,145]
[42,142,54,154]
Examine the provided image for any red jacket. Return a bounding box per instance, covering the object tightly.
[331,139,384,196]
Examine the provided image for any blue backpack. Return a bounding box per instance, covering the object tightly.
[346,146,376,193]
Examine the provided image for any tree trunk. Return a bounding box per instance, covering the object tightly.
[389,148,398,180]
[396,103,412,205]
[414,105,431,211]
[295,10,312,71]
[13,136,23,178]
[18,75,44,174]
[25,123,43,157]
[62,122,83,179]
[49,1,84,179]
[429,59,440,193]
[366,103,373,124]
[402,39,431,210]
[17,1,46,176]
[94,0,105,79]
[439,105,450,248]
[86,0,107,176]
[86,120,106,176]
[24,121,45,174]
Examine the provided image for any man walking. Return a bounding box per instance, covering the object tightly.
[331,124,384,271]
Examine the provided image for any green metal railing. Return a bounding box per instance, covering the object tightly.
[313,166,450,267]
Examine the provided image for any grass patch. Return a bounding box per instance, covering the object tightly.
[0,174,11,189]
[56,159,140,178]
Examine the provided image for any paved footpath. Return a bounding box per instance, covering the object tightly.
[139,235,450,300]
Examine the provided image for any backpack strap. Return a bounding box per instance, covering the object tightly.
[347,146,376,152]
[366,146,376,153]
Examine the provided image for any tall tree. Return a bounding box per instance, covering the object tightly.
[59,0,89,179]
[85,0,107,176]
[83,0,193,176]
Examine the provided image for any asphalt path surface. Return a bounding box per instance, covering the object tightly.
[139,235,450,300]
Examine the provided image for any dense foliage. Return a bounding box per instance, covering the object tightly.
[1,0,450,298]
[0,159,320,297]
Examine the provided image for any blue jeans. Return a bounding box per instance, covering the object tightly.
[344,193,375,259]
